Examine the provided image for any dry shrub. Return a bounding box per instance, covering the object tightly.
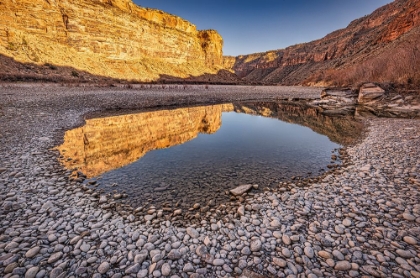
[323,35,420,87]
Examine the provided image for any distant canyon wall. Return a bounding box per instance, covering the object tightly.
[0,0,224,81]
[225,0,420,85]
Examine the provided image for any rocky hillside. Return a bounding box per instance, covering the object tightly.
[225,0,420,86]
[0,0,224,81]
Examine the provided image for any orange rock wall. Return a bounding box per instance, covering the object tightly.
[0,0,224,81]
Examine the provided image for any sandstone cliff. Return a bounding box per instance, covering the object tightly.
[0,0,224,81]
[226,0,420,86]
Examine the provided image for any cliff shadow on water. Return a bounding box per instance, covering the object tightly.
[56,101,363,221]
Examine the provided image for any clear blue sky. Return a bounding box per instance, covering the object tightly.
[134,0,393,56]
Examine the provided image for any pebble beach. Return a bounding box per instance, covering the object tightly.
[0,84,419,278]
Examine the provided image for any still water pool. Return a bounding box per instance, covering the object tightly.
[58,101,361,211]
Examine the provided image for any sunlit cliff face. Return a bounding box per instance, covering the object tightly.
[57,104,234,178]
[0,0,224,81]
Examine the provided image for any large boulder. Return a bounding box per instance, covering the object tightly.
[358,83,385,104]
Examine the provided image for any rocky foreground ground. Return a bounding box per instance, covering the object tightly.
[0,84,419,278]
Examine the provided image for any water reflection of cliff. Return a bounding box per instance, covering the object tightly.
[58,104,234,178]
[57,101,361,178]
[233,101,362,146]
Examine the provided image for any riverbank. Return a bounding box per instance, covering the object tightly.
[0,85,419,278]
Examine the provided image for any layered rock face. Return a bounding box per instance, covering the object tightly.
[0,0,224,81]
[57,104,234,178]
[226,0,420,85]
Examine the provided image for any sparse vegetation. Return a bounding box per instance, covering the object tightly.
[307,35,420,87]
[71,70,79,77]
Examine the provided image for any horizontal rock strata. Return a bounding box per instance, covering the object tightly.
[0,0,224,81]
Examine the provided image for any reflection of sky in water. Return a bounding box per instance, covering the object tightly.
[100,112,340,188]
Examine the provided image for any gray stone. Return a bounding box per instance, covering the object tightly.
[273,257,287,267]
[250,239,262,252]
[342,218,352,227]
[282,234,291,245]
[403,213,415,221]
[213,259,225,266]
[241,246,251,255]
[26,246,41,258]
[47,252,63,264]
[238,206,245,216]
[49,267,63,278]
[138,269,148,278]
[333,250,345,260]
[335,261,351,271]
[335,225,345,234]
[318,251,332,259]
[196,245,207,257]
[125,263,141,274]
[396,249,415,259]
[183,263,194,272]
[80,242,90,252]
[403,236,417,245]
[25,266,39,278]
[98,262,110,274]
[230,184,253,196]
[186,227,199,238]
[282,248,291,258]
[304,246,314,259]
[168,250,182,260]
[135,251,148,264]
[161,263,171,276]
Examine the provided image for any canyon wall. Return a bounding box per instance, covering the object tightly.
[0,0,224,81]
[57,104,234,178]
[226,0,420,85]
